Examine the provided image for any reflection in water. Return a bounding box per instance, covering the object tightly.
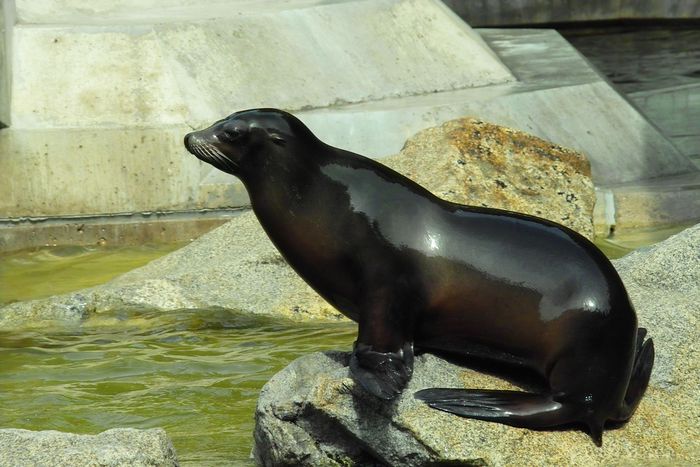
[561,26,700,95]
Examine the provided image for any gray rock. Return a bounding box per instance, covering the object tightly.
[0,428,178,467]
[253,224,700,466]
[0,119,595,328]
[0,212,343,328]
[612,224,700,391]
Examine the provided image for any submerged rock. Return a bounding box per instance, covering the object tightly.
[0,118,595,327]
[0,428,178,467]
[253,224,700,466]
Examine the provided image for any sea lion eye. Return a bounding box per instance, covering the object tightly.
[224,128,240,139]
[222,122,248,140]
[269,132,286,146]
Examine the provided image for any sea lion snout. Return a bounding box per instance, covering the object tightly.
[183,109,306,176]
[184,127,218,152]
[183,130,208,154]
[183,132,196,152]
[183,131,210,162]
[184,126,242,174]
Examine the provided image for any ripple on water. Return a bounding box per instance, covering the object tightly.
[0,308,356,465]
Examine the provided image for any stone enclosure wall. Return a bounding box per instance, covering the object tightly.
[0,0,697,247]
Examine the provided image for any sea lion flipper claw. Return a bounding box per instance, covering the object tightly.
[350,342,414,400]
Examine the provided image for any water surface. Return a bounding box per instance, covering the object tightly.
[0,244,183,305]
[0,308,355,465]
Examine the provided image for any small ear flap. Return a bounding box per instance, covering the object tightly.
[269,132,287,146]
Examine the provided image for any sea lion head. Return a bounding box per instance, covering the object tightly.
[184,108,317,177]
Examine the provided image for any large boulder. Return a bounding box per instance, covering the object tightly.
[253,224,700,466]
[383,117,595,239]
[0,118,594,327]
[0,428,178,467]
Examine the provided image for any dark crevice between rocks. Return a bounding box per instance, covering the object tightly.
[298,407,388,466]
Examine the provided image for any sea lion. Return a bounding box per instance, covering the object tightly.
[184,108,654,445]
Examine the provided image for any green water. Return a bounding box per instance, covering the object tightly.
[0,244,184,305]
[0,244,356,464]
[0,308,355,465]
[594,224,692,260]
[0,226,687,464]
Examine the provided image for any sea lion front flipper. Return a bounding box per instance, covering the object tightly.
[350,341,414,400]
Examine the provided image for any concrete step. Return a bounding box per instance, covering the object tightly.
[3,0,514,129]
[1,0,697,245]
[628,83,700,163]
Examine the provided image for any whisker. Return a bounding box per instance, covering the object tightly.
[202,145,222,163]
[208,145,226,159]
[188,141,238,171]
[189,143,203,157]
[204,143,238,169]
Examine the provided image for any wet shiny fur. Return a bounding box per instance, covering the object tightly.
[184,109,654,445]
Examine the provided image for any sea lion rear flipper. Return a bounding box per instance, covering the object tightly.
[614,335,654,422]
[414,388,591,439]
[350,341,414,400]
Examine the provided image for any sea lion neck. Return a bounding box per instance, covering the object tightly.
[242,139,324,213]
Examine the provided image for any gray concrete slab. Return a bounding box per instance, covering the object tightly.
[296,30,696,186]
[0,126,212,217]
[11,25,189,129]
[0,0,14,126]
[629,84,700,161]
[0,0,697,244]
[8,0,514,129]
[444,0,700,26]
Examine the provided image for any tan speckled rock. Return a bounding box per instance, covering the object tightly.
[383,117,596,239]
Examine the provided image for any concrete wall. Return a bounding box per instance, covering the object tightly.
[7,0,513,130]
[445,0,700,26]
[0,0,697,245]
[0,0,13,126]
[0,0,516,218]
